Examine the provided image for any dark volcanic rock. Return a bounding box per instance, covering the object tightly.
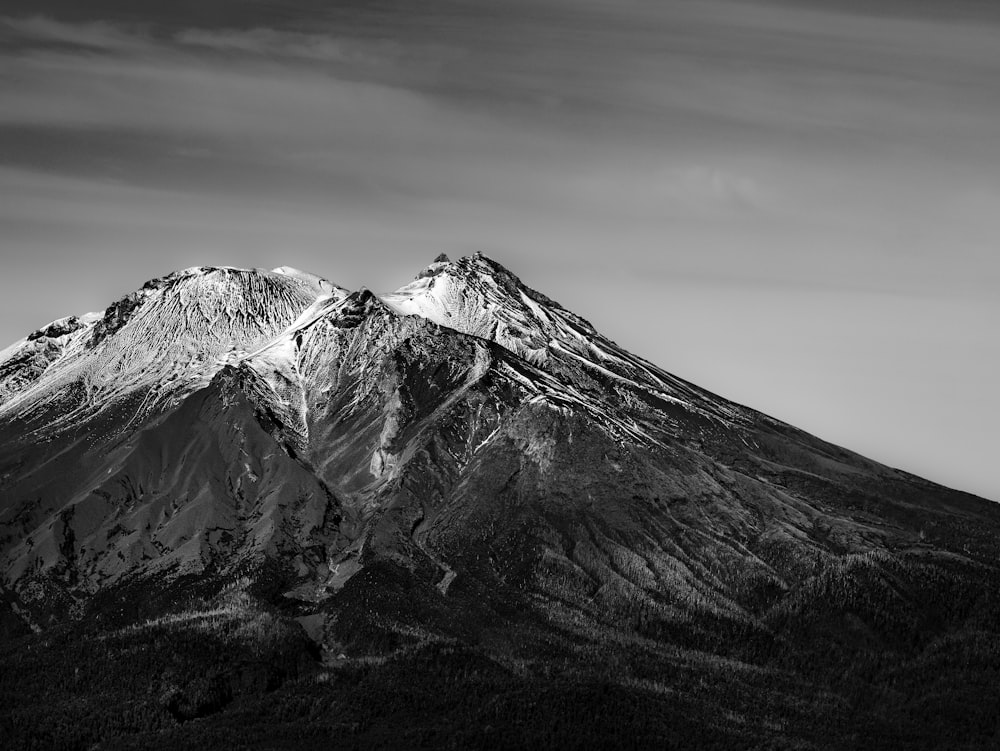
[2,255,1000,750]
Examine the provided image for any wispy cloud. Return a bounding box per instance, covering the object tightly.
[1,14,145,51]
[1,5,998,289]
[175,27,407,67]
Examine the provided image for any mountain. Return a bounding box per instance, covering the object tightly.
[2,254,999,750]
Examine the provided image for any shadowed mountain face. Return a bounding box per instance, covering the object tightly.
[2,255,1000,749]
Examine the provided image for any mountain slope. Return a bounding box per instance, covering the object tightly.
[0,266,343,430]
[2,255,1000,750]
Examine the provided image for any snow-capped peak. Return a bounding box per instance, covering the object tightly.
[0,266,331,425]
[379,253,742,424]
[271,266,347,299]
[0,255,743,438]
[378,252,581,364]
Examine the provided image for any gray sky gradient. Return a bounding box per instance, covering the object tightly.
[1,1,998,500]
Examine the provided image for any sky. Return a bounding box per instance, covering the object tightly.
[0,1,998,500]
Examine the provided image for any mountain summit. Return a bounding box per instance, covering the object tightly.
[2,255,1000,749]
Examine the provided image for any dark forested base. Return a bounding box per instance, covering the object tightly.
[3,630,1000,750]
[4,553,1000,751]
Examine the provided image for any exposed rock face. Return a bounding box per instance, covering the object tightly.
[0,254,998,648]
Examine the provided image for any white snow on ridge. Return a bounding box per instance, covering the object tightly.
[378,254,555,364]
[271,266,345,298]
[0,313,103,408]
[377,254,744,427]
[0,267,329,425]
[0,254,747,441]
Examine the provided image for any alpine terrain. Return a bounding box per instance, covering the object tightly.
[2,254,999,750]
